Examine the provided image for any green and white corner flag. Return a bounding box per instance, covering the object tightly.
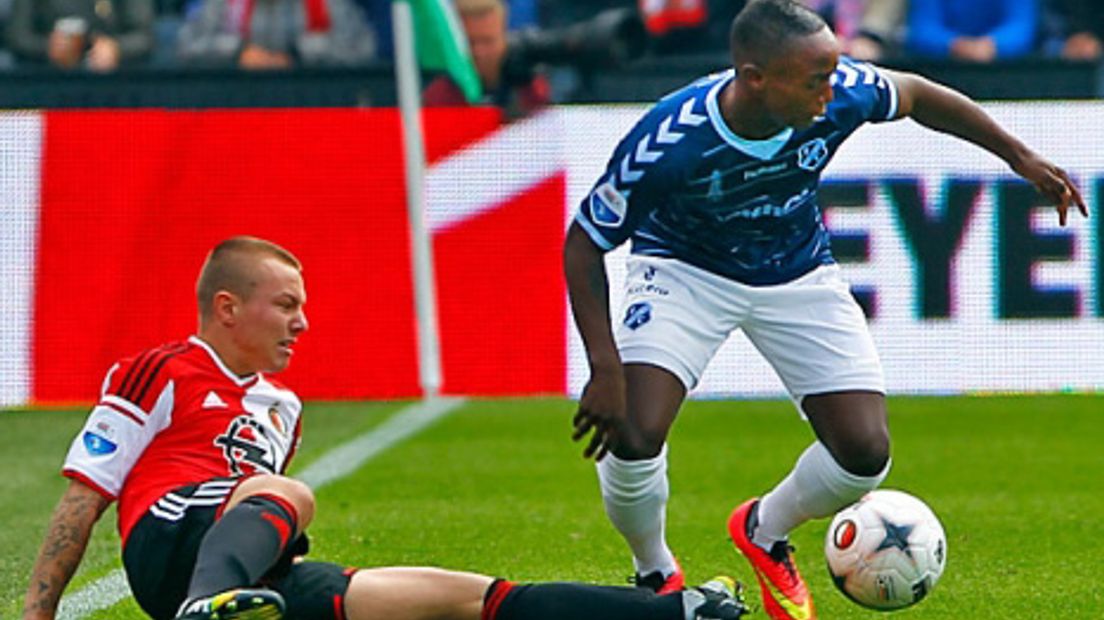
[400,0,483,103]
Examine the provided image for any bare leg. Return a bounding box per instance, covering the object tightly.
[614,364,686,459]
[344,567,492,620]
[803,391,889,476]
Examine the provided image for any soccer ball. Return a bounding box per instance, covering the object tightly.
[824,489,947,610]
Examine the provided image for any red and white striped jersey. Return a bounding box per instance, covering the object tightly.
[62,336,303,543]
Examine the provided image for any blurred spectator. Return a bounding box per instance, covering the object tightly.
[842,0,908,61]
[177,0,376,69]
[507,0,537,30]
[639,0,707,36]
[906,0,1038,61]
[356,0,537,62]
[353,0,393,58]
[423,0,550,119]
[6,0,154,71]
[537,0,633,30]
[643,0,744,54]
[1053,0,1103,60]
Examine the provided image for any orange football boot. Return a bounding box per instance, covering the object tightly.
[728,499,815,620]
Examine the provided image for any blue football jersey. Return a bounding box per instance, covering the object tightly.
[575,57,899,285]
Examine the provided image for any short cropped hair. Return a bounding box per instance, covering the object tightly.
[455,0,504,19]
[730,0,827,66]
[196,236,301,321]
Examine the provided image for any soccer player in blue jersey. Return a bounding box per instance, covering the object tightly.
[564,1,1086,619]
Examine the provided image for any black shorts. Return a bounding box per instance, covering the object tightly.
[122,478,355,620]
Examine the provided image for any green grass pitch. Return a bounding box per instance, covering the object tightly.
[2,395,1102,618]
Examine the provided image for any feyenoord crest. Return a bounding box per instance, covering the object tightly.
[267,404,287,437]
[214,415,277,475]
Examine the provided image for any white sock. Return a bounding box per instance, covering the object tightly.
[753,441,890,551]
[597,444,677,577]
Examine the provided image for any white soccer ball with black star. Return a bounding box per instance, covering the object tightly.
[824,489,947,610]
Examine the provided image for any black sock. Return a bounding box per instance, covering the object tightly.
[484,579,685,620]
[186,494,298,600]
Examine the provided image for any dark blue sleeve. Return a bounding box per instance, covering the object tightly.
[574,114,674,251]
[834,58,900,125]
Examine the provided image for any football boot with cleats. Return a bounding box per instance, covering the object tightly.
[729,499,815,620]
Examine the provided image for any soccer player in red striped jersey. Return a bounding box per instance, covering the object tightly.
[22,236,750,620]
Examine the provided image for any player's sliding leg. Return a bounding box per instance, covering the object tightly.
[342,567,748,620]
[177,475,315,620]
[599,364,687,593]
[730,392,890,620]
[342,567,492,620]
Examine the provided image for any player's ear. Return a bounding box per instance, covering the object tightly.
[212,290,239,325]
[738,62,766,89]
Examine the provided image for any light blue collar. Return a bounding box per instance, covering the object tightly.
[705,69,793,161]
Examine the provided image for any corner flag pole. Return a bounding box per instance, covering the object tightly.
[392,0,442,398]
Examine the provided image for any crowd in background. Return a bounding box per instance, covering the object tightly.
[0,0,1099,81]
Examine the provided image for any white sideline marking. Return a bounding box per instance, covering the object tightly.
[57,397,465,619]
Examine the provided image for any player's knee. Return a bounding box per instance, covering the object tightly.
[274,477,316,528]
[612,427,666,460]
[239,474,316,528]
[833,431,890,477]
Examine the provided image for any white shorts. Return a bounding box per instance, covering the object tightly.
[615,257,885,401]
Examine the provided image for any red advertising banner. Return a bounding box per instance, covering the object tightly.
[33,108,565,404]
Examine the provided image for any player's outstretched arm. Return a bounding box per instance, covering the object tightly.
[22,479,111,620]
[884,68,1088,226]
[564,221,626,461]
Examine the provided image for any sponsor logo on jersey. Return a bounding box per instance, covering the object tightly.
[202,390,228,409]
[83,431,118,456]
[623,302,652,330]
[214,415,277,475]
[589,181,627,227]
[797,138,829,171]
[744,162,788,180]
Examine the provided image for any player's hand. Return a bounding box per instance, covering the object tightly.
[572,367,626,461]
[1012,152,1088,226]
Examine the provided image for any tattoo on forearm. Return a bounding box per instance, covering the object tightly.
[24,488,107,616]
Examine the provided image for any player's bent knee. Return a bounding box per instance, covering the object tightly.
[611,430,665,461]
[234,474,316,527]
[834,436,890,478]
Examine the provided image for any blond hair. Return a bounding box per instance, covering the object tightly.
[196,236,301,321]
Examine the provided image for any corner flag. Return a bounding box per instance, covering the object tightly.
[401,0,483,103]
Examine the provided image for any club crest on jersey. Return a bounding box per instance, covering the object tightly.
[214,415,277,476]
[623,302,652,330]
[589,181,627,227]
[797,138,829,171]
[267,404,287,437]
